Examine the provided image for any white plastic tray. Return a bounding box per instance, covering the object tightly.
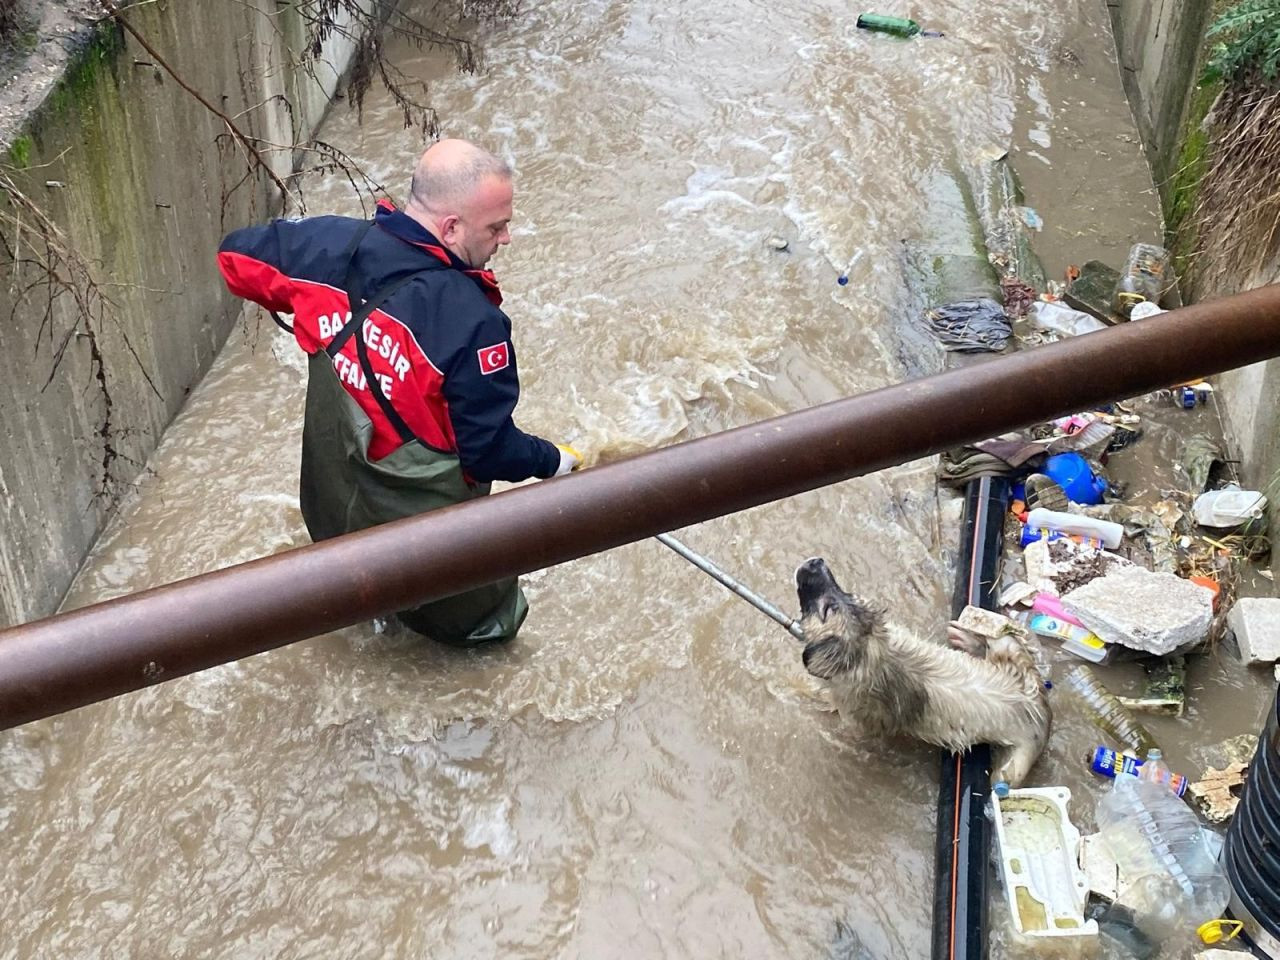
[992,786,1099,939]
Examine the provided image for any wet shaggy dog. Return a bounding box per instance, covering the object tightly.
[795,558,1050,787]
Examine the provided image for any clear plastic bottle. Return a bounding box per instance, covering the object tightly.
[1136,749,1173,787]
[1090,746,1188,796]
[1063,665,1160,757]
[1112,243,1170,319]
[1027,300,1107,336]
[1096,750,1230,943]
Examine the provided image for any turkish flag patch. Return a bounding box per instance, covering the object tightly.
[477,341,510,375]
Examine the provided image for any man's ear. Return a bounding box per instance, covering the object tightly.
[437,213,461,241]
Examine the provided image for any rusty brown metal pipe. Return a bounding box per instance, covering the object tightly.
[3,284,1280,730]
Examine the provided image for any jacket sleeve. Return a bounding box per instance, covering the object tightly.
[442,303,560,483]
[216,220,298,313]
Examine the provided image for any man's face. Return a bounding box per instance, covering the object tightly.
[443,175,513,269]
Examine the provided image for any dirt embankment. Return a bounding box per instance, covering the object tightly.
[0,1,100,147]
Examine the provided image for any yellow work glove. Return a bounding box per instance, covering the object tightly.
[554,444,583,477]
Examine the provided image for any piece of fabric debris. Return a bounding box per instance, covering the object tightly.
[1180,435,1227,496]
[973,437,1049,467]
[923,298,1012,352]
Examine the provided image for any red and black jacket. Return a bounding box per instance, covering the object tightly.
[217,202,559,482]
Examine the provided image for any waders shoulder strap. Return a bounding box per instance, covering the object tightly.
[325,219,430,448]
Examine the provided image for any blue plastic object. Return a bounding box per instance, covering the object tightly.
[1044,452,1106,505]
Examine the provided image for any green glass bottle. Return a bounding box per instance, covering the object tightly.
[856,13,922,37]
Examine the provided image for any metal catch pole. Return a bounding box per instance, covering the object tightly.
[655,533,806,640]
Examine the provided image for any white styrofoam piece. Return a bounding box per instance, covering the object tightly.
[993,786,1099,939]
[1079,833,1121,902]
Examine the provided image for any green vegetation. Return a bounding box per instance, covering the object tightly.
[44,21,125,119]
[1173,0,1280,296]
[1205,0,1280,83]
[1164,80,1219,278]
[7,134,32,169]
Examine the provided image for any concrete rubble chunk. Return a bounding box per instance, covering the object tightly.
[1188,760,1249,824]
[1023,539,1131,597]
[1227,597,1280,665]
[955,605,1027,641]
[1064,259,1122,323]
[1061,566,1214,656]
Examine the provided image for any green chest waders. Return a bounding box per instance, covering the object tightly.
[295,222,528,646]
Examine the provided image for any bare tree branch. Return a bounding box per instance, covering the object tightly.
[97,0,298,208]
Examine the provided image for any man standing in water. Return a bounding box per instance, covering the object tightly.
[217,138,580,646]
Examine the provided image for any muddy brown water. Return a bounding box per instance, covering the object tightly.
[2,2,1275,958]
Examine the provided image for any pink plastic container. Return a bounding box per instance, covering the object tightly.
[1031,593,1085,628]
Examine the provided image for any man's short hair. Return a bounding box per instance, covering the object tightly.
[410,147,512,213]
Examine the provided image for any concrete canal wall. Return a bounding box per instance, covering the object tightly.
[0,1,366,626]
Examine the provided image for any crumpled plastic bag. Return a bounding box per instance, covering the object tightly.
[923,298,1012,352]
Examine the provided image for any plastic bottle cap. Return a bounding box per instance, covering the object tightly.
[992,781,1010,798]
[837,274,849,285]
[1197,919,1243,944]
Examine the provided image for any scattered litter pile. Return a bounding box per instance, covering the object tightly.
[935,153,1278,958]
[968,375,1274,954]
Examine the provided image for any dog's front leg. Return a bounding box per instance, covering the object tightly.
[946,622,988,658]
[992,738,1043,789]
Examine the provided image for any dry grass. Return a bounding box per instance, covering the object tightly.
[1175,526,1270,645]
[1186,80,1280,297]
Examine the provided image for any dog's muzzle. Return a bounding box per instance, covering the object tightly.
[795,557,839,618]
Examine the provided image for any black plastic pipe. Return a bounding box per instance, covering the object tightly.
[931,475,1007,960]
[1225,683,1280,957]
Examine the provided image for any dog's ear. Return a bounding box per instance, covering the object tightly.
[852,599,886,635]
[802,635,855,680]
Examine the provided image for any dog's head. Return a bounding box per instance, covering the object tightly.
[794,557,885,679]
